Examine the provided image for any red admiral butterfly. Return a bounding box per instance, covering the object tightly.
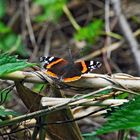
[40,56,101,82]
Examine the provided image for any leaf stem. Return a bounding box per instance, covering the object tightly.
[63,4,81,31]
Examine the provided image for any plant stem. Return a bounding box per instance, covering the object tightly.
[63,4,81,31]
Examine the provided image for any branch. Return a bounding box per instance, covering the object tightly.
[41,97,128,107]
[0,84,129,128]
[0,86,110,127]
[1,71,140,91]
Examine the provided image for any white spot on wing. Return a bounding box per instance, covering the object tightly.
[91,66,94,68]
[46,61,49,64]
[90,61,94,65]
[49,56,54,61]
[96,61,102,68]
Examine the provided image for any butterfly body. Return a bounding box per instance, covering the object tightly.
[40,56,101,82]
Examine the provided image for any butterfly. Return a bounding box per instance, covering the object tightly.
[40,56,101,82]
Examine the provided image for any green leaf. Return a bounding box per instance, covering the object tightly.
[34,0,67,22]
[96,96,140,134]
[34,0,55,5]
[133,126,140,132]
[0,106,20,118]
[82,132,100,140]
[0,22,11,33]
[74,20,103,43]
[0,33,29,56]
[0,0,6,18]
[0,87,12,103]
[32,83,45,92]
[0,53,35,76]
[0,21,28,56]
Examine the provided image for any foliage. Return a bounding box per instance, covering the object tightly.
[0,33,29,56]
[0,0,6,18]
[0,0,139,139]
[34,0,67,22]
[0,22,11,33]
[0,106,20,122]
[32,83,45,92]
[74,20,103,43]
[133,126,140,132]
[0,1,28,56]
[0,29,29,56]
[0,87,12,104]
[96,96,140,134]
[82,132,100,140]
[0,53,34,76]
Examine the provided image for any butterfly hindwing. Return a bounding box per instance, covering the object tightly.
[74,60,101,74]
[61,65,82,82]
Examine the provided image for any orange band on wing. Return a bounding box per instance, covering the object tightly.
[47,58,63,69]
[81,61,88,73]
[63,76,81,82]
[46,70,58,78]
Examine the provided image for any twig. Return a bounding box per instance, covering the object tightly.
[24,0,38,61]
[77,40,123,61]
[0,86,110,127]
[0,85,121,128]
[90,0,104,8]
[111,0,140,73]
[44,27,52,56]
[103,0,112,74]
[105,0,111,58]
[37,24,48,45]
[63,4,81,31]
[76,28,140,61]
[110,59,122,72]
[41,97,128,107]
[0,108,106,137]
[8,7,21,28]
[0,83,135,128]
[54,10,103,31]
[85,3,94,24]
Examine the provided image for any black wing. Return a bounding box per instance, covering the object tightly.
[74,60,102,74]
[40,56,69,78]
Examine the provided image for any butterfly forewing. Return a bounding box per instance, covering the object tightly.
[40,56,68,78]
[47,59,69,78]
